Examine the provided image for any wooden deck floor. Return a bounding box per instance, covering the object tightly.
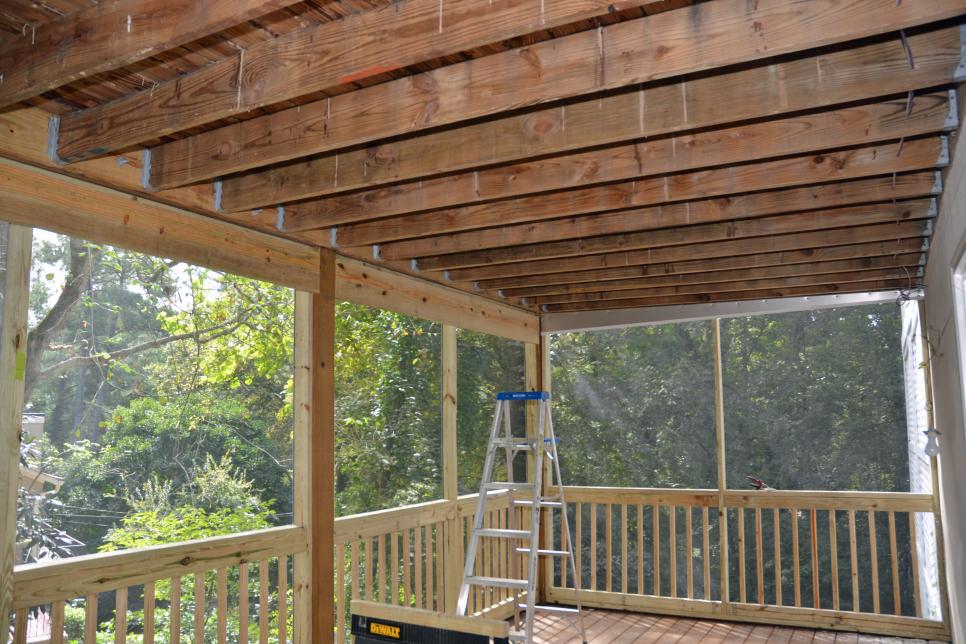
[529,609,948,643]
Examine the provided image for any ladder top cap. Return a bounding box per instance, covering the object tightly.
[497,391,550,400]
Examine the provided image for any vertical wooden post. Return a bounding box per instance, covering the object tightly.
[916,300,951,629]
[524,339,547,600]
[712,318,730,605]
[293,248,336,643]
[1,225,32,639]
[441,324,461,612]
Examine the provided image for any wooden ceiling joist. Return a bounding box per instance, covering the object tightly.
[444,220,931,282]
[228,26,963,214]
[477,238,928,292]
[52,0,668,163]
[373,172,941,261]
[414,200,937,272]
[333,137,945,248]
[539,279,918,313]
[0,0,302,109]
[509,254,925,302]
[135,0,966,190]
[528,267,921,306]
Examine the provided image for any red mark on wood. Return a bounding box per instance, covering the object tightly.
[338,64,401,85]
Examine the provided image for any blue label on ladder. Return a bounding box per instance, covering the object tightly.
[496,391,550,400]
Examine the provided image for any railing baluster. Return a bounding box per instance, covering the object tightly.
[364,537,373,601]
[810,509,820,609]
[909,512,922,617]
[335,544,344,642]
[604,503,612,593]
[576,502,583,593]
[561,506,568,591]
[86,593,99,644]
[412,530,422,608]
[14,607,27,644]
[702,506,711,601]
[669,505,677,598]
[869,510,880,613]
[848,510,859,612]
[686,506,693,600]
[217,568,228,644]
[51,599,65,644]
[755,507,764,605]
[279,555,288,644]
[792,508,801,608]
[652,505,660,596]
[144,581,156,644]
[590,503,597,592]
[829,511,839,611]
[239,563,249,644]
[621,504,628,595]
[773,509,782,607]
[391,530,400,606]
[259,560,269,644]
[637,504,644,596]
[404,529,412,606]
[117,586,129,644]
[737,506,746,603]
[377,534,387,604]
[435,523,444,612]
[170,577,181,644]
[889,511,900,615]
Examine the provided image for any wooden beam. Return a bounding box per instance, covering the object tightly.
[0,155,539,342]
[54,0,672,163]
[225,27,963,212]
[334,257,538,344]
[415,200,936,272]
[0,225,32,639]
[282,90,955,228]
[332,138,945,247]
[444,220,931,282]
[542,279,916,312]
[142,0,966,187]
[529,267,919,305]
[310,248,336,642]
[375,172,940,260]
[0,0,300,109]
[479,238,927,292]
[522,255,924,303]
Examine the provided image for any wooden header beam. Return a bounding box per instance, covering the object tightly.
[138,0,966,188]
[0,0,301,109]
[0,156,539,344]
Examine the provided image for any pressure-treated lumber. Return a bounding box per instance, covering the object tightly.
[444,220,931,282]
[441,325,461,611]
[377,173,940,260]
[310,248,336,643]
[143,0,966,188]
[712,319,730,606]
[285,90,955,229]
[0,0,301,109]
[55,0,668,163]
[478,238,928,292]
[541,279,915,313]
[527,264,923,305]
[293,292,312,644]
[336,138,945,247]
[415,200,936,272]
[0,225,32,640]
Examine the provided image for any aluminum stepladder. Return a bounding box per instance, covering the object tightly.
[456,391,587,643]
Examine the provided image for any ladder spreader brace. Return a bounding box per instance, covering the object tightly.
[457,391,587,643]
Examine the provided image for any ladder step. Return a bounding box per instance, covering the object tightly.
[485,482,534,491]
[476,528,531,539]
[515,548,569,556]
[509,632,526,642]
[492,439,534,451]
[465,575,529,590]
[512,499,562,508]
[518,604,581,614]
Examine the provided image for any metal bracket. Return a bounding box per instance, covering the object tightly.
[275,205,285,231]
[945,89,960,130]
[923,219,935,237]
[47,115,64,165]
[140,149,154,191]
[371,244,381,260]
[928,197,938,218]
[937,136,950,167]
[956,24,966,80]
[213,179,223,211]
[931,170,944,195]
[413,260,422,273]
[330,227,339,248]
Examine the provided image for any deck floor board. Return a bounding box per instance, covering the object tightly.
[529,608,947,643]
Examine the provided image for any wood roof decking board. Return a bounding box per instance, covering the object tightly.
[138,0,966,189]
[232,27,963,215]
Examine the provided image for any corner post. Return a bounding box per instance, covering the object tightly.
[1,225,33,638]
[442,324,461,612]
[712,318,730,606]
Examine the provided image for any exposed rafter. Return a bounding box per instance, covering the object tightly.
[136,0,966,189]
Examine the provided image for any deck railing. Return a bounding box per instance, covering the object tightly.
[10,526,305,644]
